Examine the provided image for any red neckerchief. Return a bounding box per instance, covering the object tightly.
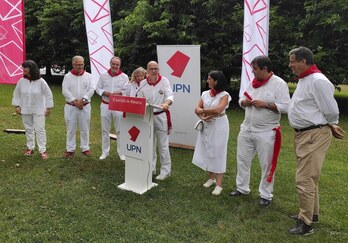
[71,69,85,76]
[108,69,123,77]
[252,72,273,88]
[147,75,162,86]
[210,88,222,97]
[298,64,322,79]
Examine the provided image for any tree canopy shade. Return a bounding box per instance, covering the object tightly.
[24,0,348,84]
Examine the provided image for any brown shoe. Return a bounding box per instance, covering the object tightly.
[82,150,91,156]
[64,151,74,158]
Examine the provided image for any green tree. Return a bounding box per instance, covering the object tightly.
[25,0,88,75]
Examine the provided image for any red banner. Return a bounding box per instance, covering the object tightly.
[0,0,25,84]
[109,95,146,115]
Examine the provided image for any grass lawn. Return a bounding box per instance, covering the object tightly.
[0,83,347,242]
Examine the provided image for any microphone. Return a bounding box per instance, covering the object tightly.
[135,81,148,97]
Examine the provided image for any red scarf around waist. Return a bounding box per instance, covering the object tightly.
[154,110,172,134]
[267,126,282,183]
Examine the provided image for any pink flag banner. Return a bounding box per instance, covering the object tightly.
[83,0,114,87]
[240,0,269,97]
[0,0,25,84]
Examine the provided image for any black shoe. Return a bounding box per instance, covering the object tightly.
[312,215,319,224]
[290,214,319,223]
[288,219,314,235]
[259,198,271,207]
[229,190,246,197]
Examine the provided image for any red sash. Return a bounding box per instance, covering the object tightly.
[267,126,282,183]
[154,110,172,134]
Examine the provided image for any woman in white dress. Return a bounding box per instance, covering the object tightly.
[192,70,231,195]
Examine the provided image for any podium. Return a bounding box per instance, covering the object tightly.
[109,95,157,194]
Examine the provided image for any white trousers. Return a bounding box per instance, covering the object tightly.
[100,103,123,156]
[22,114,46,153]
[152,115,171,175]
[64,103,91,152]
[236,129,275,200]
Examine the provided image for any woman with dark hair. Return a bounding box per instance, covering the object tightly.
[12,60,54,160]
[192,70,231,195]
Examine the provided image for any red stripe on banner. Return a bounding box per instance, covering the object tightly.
[0,0,26,84]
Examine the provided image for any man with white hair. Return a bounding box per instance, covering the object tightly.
[62,55,95,158]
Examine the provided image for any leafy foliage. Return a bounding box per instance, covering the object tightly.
[24,0,348,83]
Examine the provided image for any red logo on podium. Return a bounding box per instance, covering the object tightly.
[128,126,140,142]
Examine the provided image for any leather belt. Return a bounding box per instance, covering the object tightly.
[66,101,89,106]
[294,124,327,133]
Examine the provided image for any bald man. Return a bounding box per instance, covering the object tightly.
[137,61,174,180]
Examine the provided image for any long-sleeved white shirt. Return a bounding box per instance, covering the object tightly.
[12,77,54,115]
[239,74,290,132]
[95,71,129,102]
[62,71,95,102]
[288,72,339,129]
[137,76,174,112]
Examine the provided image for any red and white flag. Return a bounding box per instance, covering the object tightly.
[240,0,270,97]
[0,0,25,84]
[83,0,114,86]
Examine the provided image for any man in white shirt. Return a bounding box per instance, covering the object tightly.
[137,61,174,180]
[229,56,290,207]
[287,47,344,235]
[62,56,95,158]
[95,57,129,160]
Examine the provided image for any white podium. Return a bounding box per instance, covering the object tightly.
[109,95,157,194]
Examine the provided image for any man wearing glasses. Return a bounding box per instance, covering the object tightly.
[62,55,95,158]
[137,61,174,180]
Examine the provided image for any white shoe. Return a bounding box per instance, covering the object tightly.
[99,153,108,160]
[212,186,223,196]
[119,155,126,161]
[155,173,170,181]
[203,178,216,188]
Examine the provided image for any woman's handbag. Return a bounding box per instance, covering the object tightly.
[194,120,204,132]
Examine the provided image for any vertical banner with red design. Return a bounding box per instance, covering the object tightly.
[157,45,201,149]
[240,0,270,96]
[0,0,25,84]
[83,0,114,87]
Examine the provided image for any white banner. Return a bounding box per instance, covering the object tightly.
[83,0,114,86]
[240,0,270,96]
[157,45,201,149]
